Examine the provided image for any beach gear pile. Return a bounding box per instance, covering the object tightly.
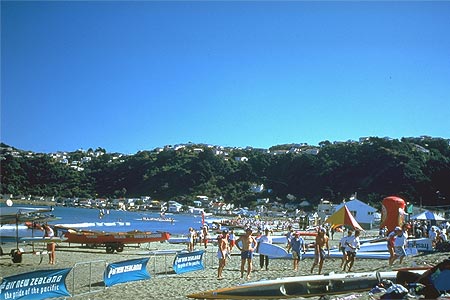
[369,257,450,299]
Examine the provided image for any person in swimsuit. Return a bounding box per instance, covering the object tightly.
[217,230,229,279]
[310,227,330,274]
[43,224,56,264]
[228,229,236,251]
[236,227,258,279]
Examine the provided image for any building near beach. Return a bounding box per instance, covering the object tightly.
[333,198,378,229]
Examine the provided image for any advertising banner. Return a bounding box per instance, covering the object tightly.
[407,238,433,252]
[173,250,204,274]
[103,258,150,287]
[0,268,71,300]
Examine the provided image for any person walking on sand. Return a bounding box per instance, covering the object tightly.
[285,225,294,253]
[310,227,330,275]
[202,225,209,249]
[187,227,196,252]
[339,229,351,269]
[387,228,396,265]
[343,230,360,272]
[217,230,229,280]
[43,224,56,264]
[390,226,407,266]
[290,231,306,271]
[236,227,258,279]
[257,228,272,270]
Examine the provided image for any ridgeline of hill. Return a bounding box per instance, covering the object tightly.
[1,137,449,209]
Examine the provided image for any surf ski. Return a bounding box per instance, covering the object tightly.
[187,270,426,299]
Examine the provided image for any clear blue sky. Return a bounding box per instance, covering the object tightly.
[2,1,450,154]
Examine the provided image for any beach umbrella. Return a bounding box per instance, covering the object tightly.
[411,211,446,221]
[324,205,364,231]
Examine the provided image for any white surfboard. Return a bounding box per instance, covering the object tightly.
[301,250,391,260]
[257,243,289,258]
[359,237,432,252]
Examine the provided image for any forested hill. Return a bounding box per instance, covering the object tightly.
[1,137,449,208]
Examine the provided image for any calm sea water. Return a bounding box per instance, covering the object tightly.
[0,205,217,238]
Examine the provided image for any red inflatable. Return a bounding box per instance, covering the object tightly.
[380,196,406,232]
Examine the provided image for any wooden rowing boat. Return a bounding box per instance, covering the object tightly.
[58,227,170,253]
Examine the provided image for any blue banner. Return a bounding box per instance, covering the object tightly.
[103,258,150,287]
[173,250,205,274]
[0,268,71,300]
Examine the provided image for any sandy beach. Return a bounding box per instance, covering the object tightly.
[1,236,448,300]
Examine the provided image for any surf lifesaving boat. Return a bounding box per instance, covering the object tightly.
[57,227,170,253]
[187,270,426,299]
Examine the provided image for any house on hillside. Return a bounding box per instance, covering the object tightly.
[333,198,378,229]
[317,199,335,220]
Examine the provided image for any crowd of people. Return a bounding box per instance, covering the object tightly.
[380,220,449,250]
[186,217,449,281]
[206,225,337,280]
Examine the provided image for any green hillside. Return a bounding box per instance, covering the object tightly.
[1,137,449,208]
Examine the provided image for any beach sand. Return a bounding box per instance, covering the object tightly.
[1,237,448,300]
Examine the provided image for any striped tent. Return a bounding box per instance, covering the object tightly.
[325,205,364,231]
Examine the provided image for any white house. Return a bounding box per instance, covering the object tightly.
[333,198,378,229]
[168,200,183,213]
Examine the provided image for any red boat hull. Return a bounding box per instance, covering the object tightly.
[62,230,170,245]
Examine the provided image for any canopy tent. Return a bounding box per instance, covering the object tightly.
[325,205,364,231]
[411,211,446,221]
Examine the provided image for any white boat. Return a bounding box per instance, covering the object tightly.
[358,237,432,252]
[187,270,426,299]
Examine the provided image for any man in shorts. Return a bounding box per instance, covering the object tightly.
[290,231,306,271]
[343,230,360,272]
[390,226,407,265]
[339,229,351,269]
[310,227,330,275]
[236,227,258,279]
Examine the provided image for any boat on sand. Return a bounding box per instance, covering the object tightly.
[56,226,170,253]
[187,270,426,299]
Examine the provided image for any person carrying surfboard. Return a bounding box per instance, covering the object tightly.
[236,227,258,280]
[257,228,272,270]
[310,227,330,275]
